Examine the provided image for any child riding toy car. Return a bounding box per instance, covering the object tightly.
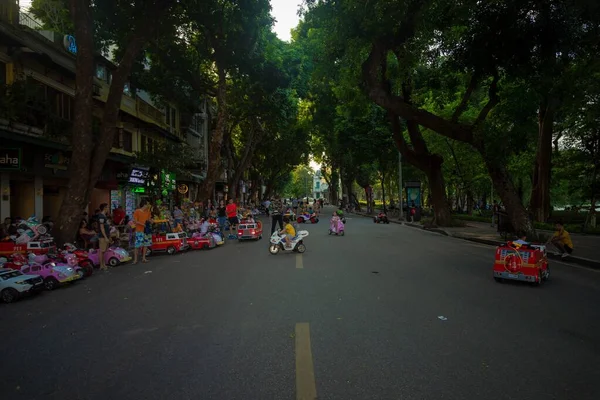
[374,212,389,224]
[492,240,549,285]
[329,214,345,236]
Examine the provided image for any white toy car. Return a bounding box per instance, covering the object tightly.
[0,268,44,303]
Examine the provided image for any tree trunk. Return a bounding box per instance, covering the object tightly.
[425,159,452,226]
[485,158,534,237]
[466,189,473,215]
[388,111,452,225]
[55,0,170,245]
[529,99,555,222]
[198,64,227,200]
[54,0,95,246]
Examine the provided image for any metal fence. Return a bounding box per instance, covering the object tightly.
[19,11,44,30]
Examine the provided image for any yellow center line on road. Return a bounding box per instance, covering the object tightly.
[296,254,303,269]
[295,323,317,400]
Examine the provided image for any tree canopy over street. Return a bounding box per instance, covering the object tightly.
[294,0,600,235]
[26,0,600,241]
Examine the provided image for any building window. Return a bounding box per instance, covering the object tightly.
[46,85,74,120]
[113,130,122,149]
[122,130,133,152]
[0,62,6,85]
[165,105,177,128]
[140,135,147,153]
[123,82,132,97]
[95,64,107,81]
[315,181,320,189]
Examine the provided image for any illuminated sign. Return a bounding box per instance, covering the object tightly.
[0,148,21,170]
[63,35,77,55]
[132,187,145,193]
[129,167,149,185]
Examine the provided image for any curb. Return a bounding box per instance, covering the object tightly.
[352,212,404,225]
[446,233,600,271]
[355,212,600,270]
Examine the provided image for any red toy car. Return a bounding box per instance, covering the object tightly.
[187,234,216,250]
[147,219,190,256]
[237,220,263,241]
[0,239,56,256]
[493,242,550,285]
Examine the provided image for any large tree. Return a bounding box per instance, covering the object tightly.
[141,0,273,201]
[32,0,178,244]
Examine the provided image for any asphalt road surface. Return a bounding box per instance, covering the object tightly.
[2,208,600,400]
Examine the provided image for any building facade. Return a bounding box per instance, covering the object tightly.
[0,2,209,220]
[312,169,329,200]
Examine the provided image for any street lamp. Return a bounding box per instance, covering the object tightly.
[398,151,404,220]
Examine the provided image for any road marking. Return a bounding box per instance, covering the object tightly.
[296,254,303,269]
[295,323,317,400]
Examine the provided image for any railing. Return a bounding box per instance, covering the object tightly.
[136,98,165,125]
[19,11,44,30]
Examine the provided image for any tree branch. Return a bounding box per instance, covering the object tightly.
[473,71,500,129]
[452,73,479,123]
[362,41,475,145]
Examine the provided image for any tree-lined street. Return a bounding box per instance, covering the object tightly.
[2,210,600,400]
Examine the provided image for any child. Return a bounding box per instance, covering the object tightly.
[513,231,528,245]
[547,221,574,258]
[200,218,210,235]
[279,217,296,249]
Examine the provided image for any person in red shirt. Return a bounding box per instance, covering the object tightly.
[112,205,125,226]
[225,198,238,237]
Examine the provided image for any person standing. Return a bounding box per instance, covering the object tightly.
[97,203,111,271]
[263,198,271,217]
[225,198,238,238]
[292,198,298,215]
[173,205,184,226]
[133,200,153,264]
[217,200,227,230]
[270,196,284,234]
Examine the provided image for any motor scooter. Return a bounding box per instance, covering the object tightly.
[268,230,309,255]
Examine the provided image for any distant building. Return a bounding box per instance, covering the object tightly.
[312,170,328,200]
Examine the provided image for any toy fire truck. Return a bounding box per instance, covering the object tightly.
[493,242,550,286]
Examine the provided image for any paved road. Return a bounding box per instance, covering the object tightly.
[2,209,600,400]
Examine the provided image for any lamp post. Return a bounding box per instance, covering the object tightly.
[304,174,308,202]
[398,151,404,220]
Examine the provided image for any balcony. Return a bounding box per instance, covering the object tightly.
[0,81,72,143]
[136,97,165,127]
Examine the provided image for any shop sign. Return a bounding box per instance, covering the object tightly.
[129,167,149,185]
[177,184,189,194]
[116,170,130,184]
[132,187,145,194]
[63,35,77,54]
[162,171,176,192]
[45,152,70,174]
[0,148,21,170]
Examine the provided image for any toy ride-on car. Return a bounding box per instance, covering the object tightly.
[374,212,389,224]
[493,241,550,285]
[147,219,190,256]
[296,213,319,224]
[0,268,45,303]
[0,239,56,257]
[237,219,263,241]
[187,232,217,250]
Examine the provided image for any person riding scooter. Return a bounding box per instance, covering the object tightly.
[279,217,296,249]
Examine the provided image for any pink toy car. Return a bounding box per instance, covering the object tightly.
[20,258,82,290]
[87,247,132,267]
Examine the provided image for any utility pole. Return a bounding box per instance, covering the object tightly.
[398,151,403,220]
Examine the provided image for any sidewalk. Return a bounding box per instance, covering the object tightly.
[352,210,600,269]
